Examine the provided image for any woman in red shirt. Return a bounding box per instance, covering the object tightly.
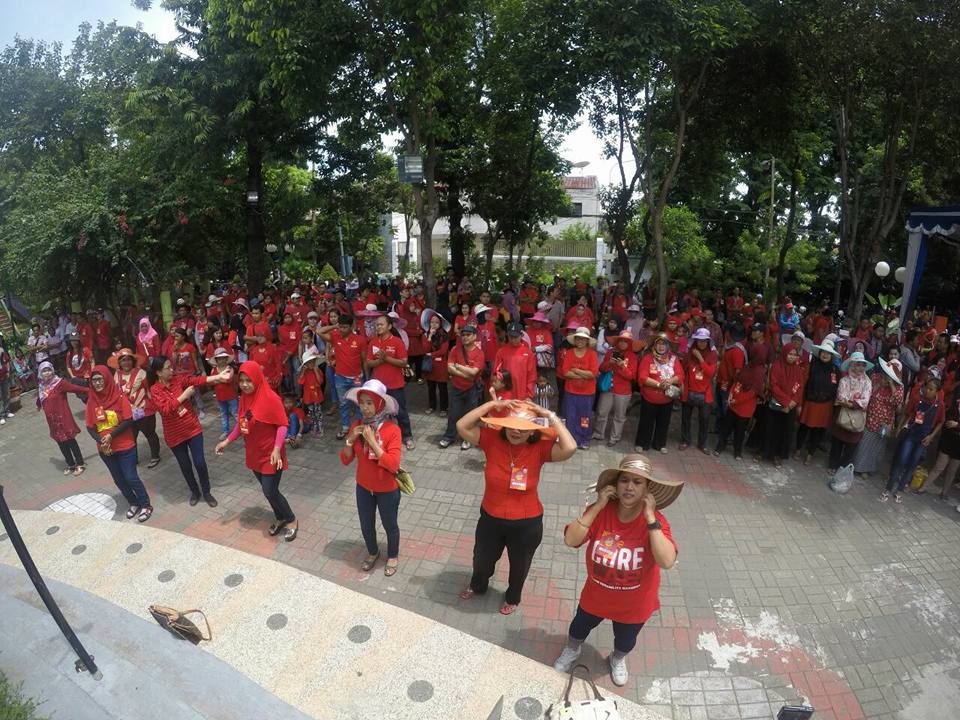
[554,454,680,686]
[204,325,237,362]
[340,379,404,576]
[148,355,230,507]
[681,328,718,453]
[763,345,806,467]
[85,365,153,521]
[456,401,576,615]
[67,334,94,380]
[635,333,684,453]
[37,361,89,475]
[110,347,161,468]
[137,317,161,359]
[715,343,769,459]
[215,361,297,541]
[421,310,450,415]
[559,327,599,450]
[594,331,639,446]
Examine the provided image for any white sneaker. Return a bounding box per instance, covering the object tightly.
[609,653,629,686]
[553,645,582,673]
[460,441,471,451]
[0,418,5,426]
[5,412,13,418]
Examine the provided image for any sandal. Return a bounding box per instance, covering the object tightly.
[284,521,298,542]
[361,552,380,572]
[63,467,74,476]
[336,429,347,440]
[678,443,688,451]
[268,520,290,536]
[879,491,890,502]
[499,603,518,616]
[458,587,477,600]
[384,559,398,576]
[405,439,416,450]
[137,506,153,523]
[424,408,434,415]
[894,492,904,504]
[147,457,160,468]
[126,505,141,519]
[73,465,86,476]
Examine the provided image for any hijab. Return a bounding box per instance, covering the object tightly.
[805,350,837,401]
[84,365,126,428]
[37,361,62,406]
[773,345,806,395]
[358,389,392,427]
[237,360,288,427]
[138,317,158,345]
[737,342,770,396]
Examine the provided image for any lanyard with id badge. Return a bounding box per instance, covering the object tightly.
[239,412,253,436]
[508,446,529,491]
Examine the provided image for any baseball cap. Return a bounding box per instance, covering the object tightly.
[461,324,477,335]
[507,322,523,337]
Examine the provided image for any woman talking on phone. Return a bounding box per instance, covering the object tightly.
[553,454,681,687]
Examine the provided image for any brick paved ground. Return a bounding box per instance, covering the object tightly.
[4,383,960,720]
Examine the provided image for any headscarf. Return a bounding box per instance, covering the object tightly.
[805,348,837,401]
[737,342,770,395]
[138,317,158,345]
[84,365,126,428]
[237,360,288,427]
[358,390,392,427]
[37,361,62,406]
[838,357,872,406]
[771,345,806,400]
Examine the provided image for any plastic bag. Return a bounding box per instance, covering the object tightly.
[830,463,855,494]
[910,466,927,490]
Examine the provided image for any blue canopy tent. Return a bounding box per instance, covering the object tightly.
[899,206,960,331]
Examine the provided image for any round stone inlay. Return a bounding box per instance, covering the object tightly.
[347,625,372,644]
[266,613,288,630]
[71,544,86,555]
[157,570,176,583]
[45,526,60,535]
[514,697,543,720]
[407,680,434,702]
[224,573,244,588]
[126,542,142,554]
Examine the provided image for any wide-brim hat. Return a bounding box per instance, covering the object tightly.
[810,338,841,359]
[481,404,557,439]
[590,454,684,510]
[841,350,874,373]
[344,379,399,416]
[689,328,714,348]
[529,311,551,324]
[299,346,322,371]
[420,308,451,333]
[107,347,146,370]
[878,357,903,385]
[386,310,408,329]
[473,303,494,317]
[232,297,249,310]
[649,332,676,349]
[566,327,596,346]
[357,304,382,318]
[610,330,641,352]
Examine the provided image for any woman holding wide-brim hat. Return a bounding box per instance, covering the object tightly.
[558,326,599,450]
[852,357,904,477]
[340,379,404,576]
[636,332,684,454]
[828,351,873,473]
[553,453,679,687]
[456,400,576,615]
[109,347,160,467]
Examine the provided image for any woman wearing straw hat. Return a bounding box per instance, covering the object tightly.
[828,351,873,474]
[558,326,599,450]
[852,357,904,477]
[109,347,160,467]
[795,339,841,465]
[594,330,640,446]
[680,328,717,454]
[553,454,680,686]
[340,379,404,576]
[456,400,576,615]
[636,333,684,454]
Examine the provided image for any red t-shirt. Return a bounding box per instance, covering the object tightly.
[476,320,498,364]
[171,343,198,375]
[558,348,599,395]
[366,334,407,389]
[277,323,302,355]
[299,367,324,405]
[448,343,485,391]
[89,396,135,453]
[727,380,758,418]
[150,375,207,447]
[637,354,684,404]
[477,427,554,520]
[209,368,238,401]
[331,330,366,378]
[238,413,288,474]
[494,343,537,400]
[339,421,402,493]
[600,352,636,396]
[95,319,111,350]
[573,504,677,623]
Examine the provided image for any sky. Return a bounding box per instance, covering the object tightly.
[1,0,615,183]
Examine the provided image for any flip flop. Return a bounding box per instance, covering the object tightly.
[361,552,380,572]
[458,588,476,600]
[384,560,398,577]
[405,439,416,450]
[147,458,160,468]
[499,603,518,616]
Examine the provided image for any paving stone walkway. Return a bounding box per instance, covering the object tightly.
[4,383,960,720]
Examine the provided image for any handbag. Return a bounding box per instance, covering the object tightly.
[544,664,621,720]
[395,467,415,495]
[836,405,866,432]
[598,371,613,393]
[148,605,212,645]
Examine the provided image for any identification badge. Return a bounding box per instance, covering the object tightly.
[95,406,106,422]
[289,331,297,339]
[177,405,188,417]
[580,416,590,429]
[593,533,620,563]
[915,411,925,425]
[239,417,251,436]
[509,465,528,491]
[694,369,703,381]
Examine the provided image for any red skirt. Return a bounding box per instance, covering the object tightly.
[799,400,833,428]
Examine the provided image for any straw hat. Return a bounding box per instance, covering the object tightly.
[566,326,597,347]
[610,330,642,352]
[591,454,684,510]
[480,404,557,439]
[107,347,146,370]
[878,357,902,385]
[420,308,451,333]
[344,379,399,416]
[649,332,676,349]
[810,338,841,359]
[840,350,874,373]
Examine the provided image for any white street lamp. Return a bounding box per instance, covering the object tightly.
[895,266,906,283]
[265,243,278,253]
[874,261,890,278]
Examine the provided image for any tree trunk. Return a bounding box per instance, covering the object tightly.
[483,229,496,290]
[447,182,466,278]
[775,165,801,304]
[653,213,667,321]
[413,148,440,308]
[245,137,266,295]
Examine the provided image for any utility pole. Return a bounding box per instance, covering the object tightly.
[337,223,346,277]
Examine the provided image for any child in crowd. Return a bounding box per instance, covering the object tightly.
[13,349,35,390]
[487,370,513,418]
[282,394,308,447]
[298,348,324,437]
[209,348,238,439]
[533,373,556,412]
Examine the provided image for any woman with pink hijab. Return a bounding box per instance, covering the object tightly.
[137,317,161,358]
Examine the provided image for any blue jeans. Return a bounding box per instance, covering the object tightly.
[217,398,238,435]
[714,387,729,431]
[356,485,401,558]
[101,447,151,508]
[569,605,645,654]
[326,365,338,405]
[887,432,927,492]
[443,384,478,442]
[169,432,210,496]
[386,386,412,441]
[335,374,362,430]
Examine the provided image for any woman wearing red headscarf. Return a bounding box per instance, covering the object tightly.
[715,344,769,460]
[764,345,806,467]
[85,365,153,521]
[215,361,297,541]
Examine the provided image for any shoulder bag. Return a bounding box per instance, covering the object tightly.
[149,605,212,645]
[544,664,621,720]
[836,404,866,432]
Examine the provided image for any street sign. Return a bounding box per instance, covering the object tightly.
[397,154,424,184]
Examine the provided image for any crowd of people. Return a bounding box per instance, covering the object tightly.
[7,268,960,685]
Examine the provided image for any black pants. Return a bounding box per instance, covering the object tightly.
[715,413,749,457]
[409,355,423,381]
[568,605,646,654]
[635,399,672,451]
[680,398,709,449]
[764,408,796,460]
[56,439,85,470]
[169,433,210,496]
[796,424,826,455]
[829,436,858,470]
[253,470,295,523]
[469,509,543,606]
[133,413,161,461]
[427,380,448,412]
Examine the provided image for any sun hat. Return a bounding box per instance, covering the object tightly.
[207,294,221,304]
[299,346,322,371]
[649,331,676,348]
[290,292,301,299]
[610,330,642,352]
[690,327,713,344]
[344,378,399,416]
[420,308,451,333]
[529,310,551,323]
[536,301,551,312]
[357,303,382,318]
[927,366,943,384]
[878,357,902,385]
[590,454,684,510]
[386,310,407,329]
[212,347,231,360]
[566,326,596,346]
[480,403,556,439]
[791,330,805,340]
[840,350,874,373]
[810,338,841,359]
[232,297,249,310]
[107,347,146,370]
[474,303,494,316]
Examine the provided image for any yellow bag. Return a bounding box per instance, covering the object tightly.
[910,466,928,490]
